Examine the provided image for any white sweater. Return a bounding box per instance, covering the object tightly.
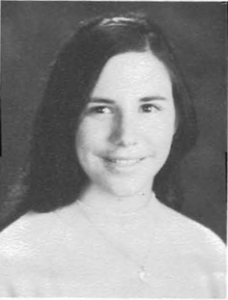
[0,199,226,298]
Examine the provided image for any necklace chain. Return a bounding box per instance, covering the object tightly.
[79,192,155,218]
[77,197,158,283]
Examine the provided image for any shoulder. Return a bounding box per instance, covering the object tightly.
[0,203,89,296]
[0,212,58,296]
[0,203,85,261]
[0,211,57,260]
[156,202,226,298]
[157,201,226,263]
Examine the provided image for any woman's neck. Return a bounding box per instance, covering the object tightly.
[78,184,156,218]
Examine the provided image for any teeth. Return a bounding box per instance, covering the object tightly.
[109,159,140,166]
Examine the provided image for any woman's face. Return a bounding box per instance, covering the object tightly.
[76,51,176,197]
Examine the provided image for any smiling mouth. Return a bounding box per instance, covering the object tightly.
[104,157,145,167]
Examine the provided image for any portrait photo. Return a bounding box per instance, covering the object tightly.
[0,1,227,298]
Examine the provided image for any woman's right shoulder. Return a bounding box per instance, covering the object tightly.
[0,212,54,260]
[0,205,87,296]
[0,203,88,261]
[0,214,41,296]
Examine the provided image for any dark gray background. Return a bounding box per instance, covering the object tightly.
[1,1,227,241]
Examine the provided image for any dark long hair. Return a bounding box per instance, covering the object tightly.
[1,12,198,230]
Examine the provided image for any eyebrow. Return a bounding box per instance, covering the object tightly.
[140,96,167,102]
[89,96,167,104]
[89,98,115,104]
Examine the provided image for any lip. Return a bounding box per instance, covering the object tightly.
[103,156,146,170]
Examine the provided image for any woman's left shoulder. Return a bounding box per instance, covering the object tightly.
[164,206,226,297]
[159,202,226,261]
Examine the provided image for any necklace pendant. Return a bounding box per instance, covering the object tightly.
[138,266,146,282]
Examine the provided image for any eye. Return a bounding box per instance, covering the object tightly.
[89,106,112,114]
[141,103,159,113]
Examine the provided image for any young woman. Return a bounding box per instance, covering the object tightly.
[0,13,225,298]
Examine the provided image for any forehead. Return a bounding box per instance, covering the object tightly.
[91,51,172,99]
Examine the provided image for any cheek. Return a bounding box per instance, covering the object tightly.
[76,120,109,156]
[76,126,96,176]
[143,116,175,147]
[76,127,93,158]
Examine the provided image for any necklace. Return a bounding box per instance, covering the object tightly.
[77,196,158,284]
[78,192,155,219]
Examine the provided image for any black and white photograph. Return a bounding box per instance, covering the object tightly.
[0,1,227,298]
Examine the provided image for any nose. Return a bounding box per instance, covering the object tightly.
[109,111,138,147]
